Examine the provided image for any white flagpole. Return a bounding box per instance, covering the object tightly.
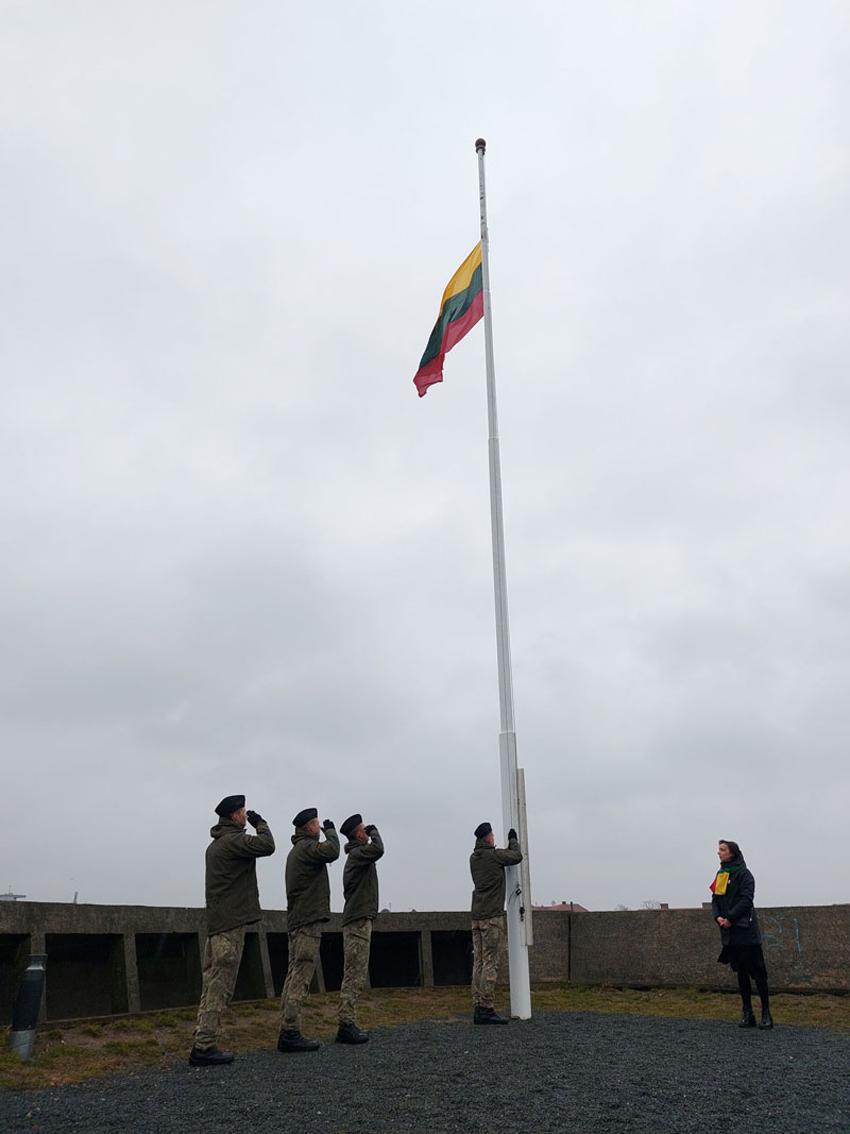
[475,137,532,1019]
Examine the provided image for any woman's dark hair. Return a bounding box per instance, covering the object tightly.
[719,839,741,857]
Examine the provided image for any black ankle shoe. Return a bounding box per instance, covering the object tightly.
[739,1007,757,1028]
[474,1006,510,1025]
[277,1030,320,1052]
[759,1009,774,1029]
[188,1045,234,1066]
[336,1022,369,1044]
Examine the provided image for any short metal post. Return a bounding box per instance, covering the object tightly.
[8,954,47,1060]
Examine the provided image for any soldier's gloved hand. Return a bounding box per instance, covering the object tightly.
[321,819,335,832]
[364,824,377,836]
[246,810,264,828]
[508,828,518,841]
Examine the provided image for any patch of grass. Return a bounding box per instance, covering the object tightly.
[101,1039,160,1064]
[148,1013,179,1030]
[126,1014,163,1032]
[528,984,850,1028]
[109,1018,136,1032]
[2,985,848,1090]
[227,999,277,1017]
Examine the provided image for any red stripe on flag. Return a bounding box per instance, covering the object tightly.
[413,291,484,398]
[413,356,445,398]
[442,290,483,355]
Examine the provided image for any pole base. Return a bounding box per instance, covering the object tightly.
[8,1028,36,1060]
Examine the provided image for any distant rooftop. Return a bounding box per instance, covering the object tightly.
[533,901,589,913]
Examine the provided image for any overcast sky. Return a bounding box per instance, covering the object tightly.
[2,2,849,916]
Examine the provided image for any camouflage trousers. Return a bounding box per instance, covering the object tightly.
[193,925,245,1050]
[279,923,322,1033]
[471,916,504,1009]
[338,918,372,1025]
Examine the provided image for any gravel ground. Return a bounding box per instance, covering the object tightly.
[1,1012,848,1133]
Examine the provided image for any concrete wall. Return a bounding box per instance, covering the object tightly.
[0,904,479,1023]
[1,902,847,1022]
[569,906,849,993]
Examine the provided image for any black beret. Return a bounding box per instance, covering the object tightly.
[474,822,493,839]
[292,807,318,828]
[216,795,245,817]
[340,813,362,838]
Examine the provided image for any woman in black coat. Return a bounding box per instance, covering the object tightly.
[711,840,773,1029]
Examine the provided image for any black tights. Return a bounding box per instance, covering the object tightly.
[738,968,770,1009]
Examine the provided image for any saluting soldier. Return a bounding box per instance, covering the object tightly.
[469,821,522,1025]
[337,813,385,1044]
[189,795,275,1066]
[277,807,339,1052]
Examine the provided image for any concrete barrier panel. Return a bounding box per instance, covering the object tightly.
[529,911,569,984]
[266,933,289,997]
[232,931,269,1001]
[0,934,30,1025]
[431,930,472,986]
[369,931,421,988]
[319,933,343,992]
[44,933,128,1019]
[135,932,203,1011]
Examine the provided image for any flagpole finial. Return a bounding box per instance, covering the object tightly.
[475,137,486,153]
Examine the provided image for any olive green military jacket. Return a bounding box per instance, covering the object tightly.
[342,829,385,926]
[205,817,276,936]
[285,827,340,931]
[469,836,523,921]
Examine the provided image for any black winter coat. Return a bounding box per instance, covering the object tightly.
[711,856,762,946]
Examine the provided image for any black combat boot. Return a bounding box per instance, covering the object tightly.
[188,1045,235,1066]
[474,1006,510,1025]
[277,1029,320,1052]
[739,1005,756,1028]
[336,1022,369,1044]
[759,1006,774,1029]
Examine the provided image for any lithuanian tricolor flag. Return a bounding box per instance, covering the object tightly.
[414,244,483,397]
[710,871,729,895]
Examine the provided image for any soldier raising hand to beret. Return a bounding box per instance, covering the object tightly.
[336,814,385,1045]
[189,796,275,1066]
[277,808,339,1053]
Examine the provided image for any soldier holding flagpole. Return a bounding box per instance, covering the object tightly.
[470,821,523,1024]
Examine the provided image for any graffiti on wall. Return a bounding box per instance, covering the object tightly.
[762,910,813,984]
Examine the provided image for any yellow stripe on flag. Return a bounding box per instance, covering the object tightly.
[440,243,482,309]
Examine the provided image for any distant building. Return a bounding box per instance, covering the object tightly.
[533,901,589,913]
[0,890,26,901]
